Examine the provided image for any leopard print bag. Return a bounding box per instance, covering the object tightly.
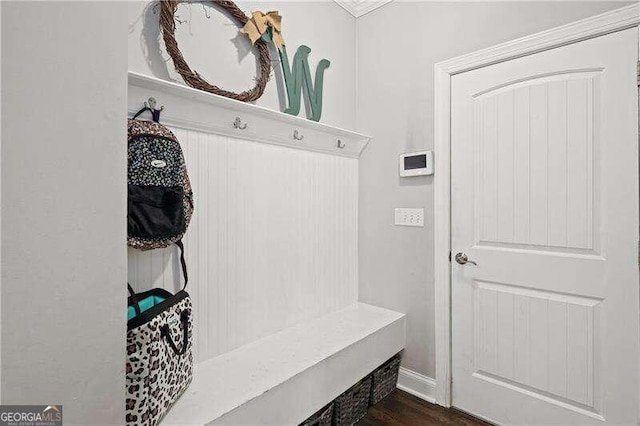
[127,117,193,251]
[126,243,193,426]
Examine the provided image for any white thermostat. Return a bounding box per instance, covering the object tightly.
[399,151,433,177]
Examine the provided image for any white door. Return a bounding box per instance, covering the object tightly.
[451,28,639,425]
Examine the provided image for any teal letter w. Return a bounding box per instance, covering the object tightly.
[279,45,330,122]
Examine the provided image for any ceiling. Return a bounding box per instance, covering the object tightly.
[333,0,394,18]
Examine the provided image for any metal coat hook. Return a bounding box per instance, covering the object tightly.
[133,97,164,122]
[293,130,304,141]
[145,97,164,112]
[233,117,248,130]
[337,139,346,149]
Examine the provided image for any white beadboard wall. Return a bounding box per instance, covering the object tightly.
[128,127,359,363]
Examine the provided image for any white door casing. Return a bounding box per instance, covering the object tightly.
[450,26,638,425]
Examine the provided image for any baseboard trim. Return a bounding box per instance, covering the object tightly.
[396,367,436,404]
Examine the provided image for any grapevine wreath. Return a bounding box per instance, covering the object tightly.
[159,0,271,102]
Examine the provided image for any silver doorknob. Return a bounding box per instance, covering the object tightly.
[455,252,477,266]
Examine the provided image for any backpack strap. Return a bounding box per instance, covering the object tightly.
[176,240,188,290]
[132,106,161,123]
[127,242,188,307]
[128,283,141,315]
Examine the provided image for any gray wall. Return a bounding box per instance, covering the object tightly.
[128,1,356,130]
[1,2,127,424]
[356,1,632,379]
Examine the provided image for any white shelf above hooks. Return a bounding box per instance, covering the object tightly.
[128,72,372,159]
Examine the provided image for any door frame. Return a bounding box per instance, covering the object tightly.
[432,4,640,408]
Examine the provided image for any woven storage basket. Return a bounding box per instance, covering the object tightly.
[333,376,372,426]
[299,403,334,426]
[370,354,401,405]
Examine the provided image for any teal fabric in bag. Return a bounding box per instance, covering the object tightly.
[127,295,166,320]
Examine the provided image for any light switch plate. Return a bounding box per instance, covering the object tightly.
[394,208,424,227]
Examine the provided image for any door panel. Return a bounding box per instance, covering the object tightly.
[451,28,638,425]
[474,72,599,252]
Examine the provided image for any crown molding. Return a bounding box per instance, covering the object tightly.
[334,0,393,18]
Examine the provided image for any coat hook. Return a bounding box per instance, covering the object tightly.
[293,130,304,141]
[144,97,164,112]
[133,97,164,122]
[337,139,346,149]
[233,117,248,130]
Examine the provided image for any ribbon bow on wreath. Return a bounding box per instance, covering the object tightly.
[240,11,285,52]
[239,8,329,122]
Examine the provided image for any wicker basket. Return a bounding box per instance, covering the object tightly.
[300,403,334,426]
[370,354,401,405]
[333,376,372,426]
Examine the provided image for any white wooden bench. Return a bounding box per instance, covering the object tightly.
[163,303,405,425]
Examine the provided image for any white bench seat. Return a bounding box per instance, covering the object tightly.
[162,302,406,425]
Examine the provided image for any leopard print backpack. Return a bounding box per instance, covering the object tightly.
[127,115,193,250]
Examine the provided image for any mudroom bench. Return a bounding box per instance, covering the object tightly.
[162,303,405,425]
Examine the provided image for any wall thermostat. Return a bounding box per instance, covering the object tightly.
[399,151,433,177]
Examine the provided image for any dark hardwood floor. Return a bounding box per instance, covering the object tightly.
[357,390,492,426]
